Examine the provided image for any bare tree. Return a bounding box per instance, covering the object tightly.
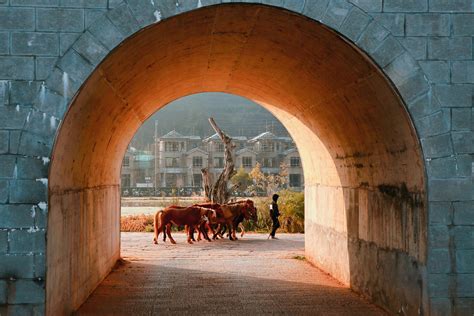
[201,118,236,204]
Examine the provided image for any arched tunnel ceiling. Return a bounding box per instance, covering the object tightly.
[50,4,425,194]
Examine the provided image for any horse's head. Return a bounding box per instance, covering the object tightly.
[202,207,217,222]
[245,199,258,222]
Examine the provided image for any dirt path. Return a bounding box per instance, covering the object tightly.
[76,233,386,315]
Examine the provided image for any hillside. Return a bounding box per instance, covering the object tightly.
[130,93,289,149]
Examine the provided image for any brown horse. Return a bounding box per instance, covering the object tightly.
[153,206,216,244]
[214,199,258,241]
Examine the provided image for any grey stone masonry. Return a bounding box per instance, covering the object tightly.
[0,0,471,314]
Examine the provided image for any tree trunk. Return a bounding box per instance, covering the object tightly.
[201,167,212,201]
[204,117,236,204]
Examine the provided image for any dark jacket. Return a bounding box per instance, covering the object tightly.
[270,201,280,219]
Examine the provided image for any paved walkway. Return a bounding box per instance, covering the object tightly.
[76,233,386,315]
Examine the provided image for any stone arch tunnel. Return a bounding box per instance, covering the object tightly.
[0,1,472,315]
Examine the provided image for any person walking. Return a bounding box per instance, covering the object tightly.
[268,194,280,239]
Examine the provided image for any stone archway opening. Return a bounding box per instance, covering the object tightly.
[47,4,426,315]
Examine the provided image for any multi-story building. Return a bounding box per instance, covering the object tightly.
[121,130,304,192]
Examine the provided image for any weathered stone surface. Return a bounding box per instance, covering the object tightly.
[60,0,107,8]
[372,35,404,68]
[348,0,381,12]
[303,0,330,21]
[0,32,8,55]
[37,8,84,32]
[396,71,430,102]
[384,52,419,85]
[0,255,34,278]
[72,32,108,65]
[0,106,28,129]
[9,180,47,204]
[419,61,449,83]
[399,37,427,60]
[428,201,452,226]
[371,13,404,36]
[0,231,7,254]
[11,32,59,56]
[422,133,453,158]
[11,0,58,5]
[430,298,452,315]
[0,204,35,228]
[453,202,474,225]
[57,49,94,84]
[427,155,472,178]
[59,32,81,56]
[452,131,473,153]
[415,109,450,137]
[7,279,45,304]
[0,57,35,80]
[127,0,159,27]
[433,84,473,108]
[321,0,352,29]
[34,254,45,278]
[356,20,389,53]
[452,108,472,131]
[9,81,39,106]
[384,0,428,12]
[406,14,450,36]
[0,131,8,154]
[0,155,15,179]
[17,157,48,180]
[427,249,450,273]
[429,0,474,12]
[106,4,140,37]
[453,226,474,250]
[428,37,472,60]
[428,273,451,298]
[88,15,124,50]
[36,88,66,118]
[455,298,474,315]
[456,250,474,273]
[23,111,59,139]
[35,57,57,81]
[339,7,371,41]
[457,274,474,297]
[429,225,449,248]
[0,180,7,203]
[9,230,45,254]
[429,179,473,201]
[8,131,21,154]
[17,132,52,158]
[0,8,35,31]
[85,9,106,28]
[452,61,474,83]
[452,14,474,36]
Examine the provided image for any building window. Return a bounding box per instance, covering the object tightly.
[121,174,131,187]
[242,156,252,167]
[261,142,274,152]
[165,142,180,152]
[289,174,301,187]
[216,143,224,152]
[165,157,179,167]
[165,174,177,187]
[193,174,202,187]
[214,157,224,168]
[290,157,300,167]
[122,156,130,167]
[193,156,203,167]
[262,158,275,168]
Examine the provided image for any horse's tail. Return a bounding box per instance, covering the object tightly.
[153,210,163,244]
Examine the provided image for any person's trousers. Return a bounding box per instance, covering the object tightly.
[270,218,280,237]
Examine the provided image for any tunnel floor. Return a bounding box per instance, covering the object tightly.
[75,233,386,315]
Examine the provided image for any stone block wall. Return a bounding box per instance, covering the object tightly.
[0,0,472,315]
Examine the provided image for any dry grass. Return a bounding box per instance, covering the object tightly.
[121,214,155,232]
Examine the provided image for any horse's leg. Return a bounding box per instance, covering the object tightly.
[212,224,220,240]
[239,222,245,238]
[187,225,194,244]
[167,224,176,244]
[163,223,170,242]
[201,223,211,242]
[227,224,235,241]
[197,226,202,241]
